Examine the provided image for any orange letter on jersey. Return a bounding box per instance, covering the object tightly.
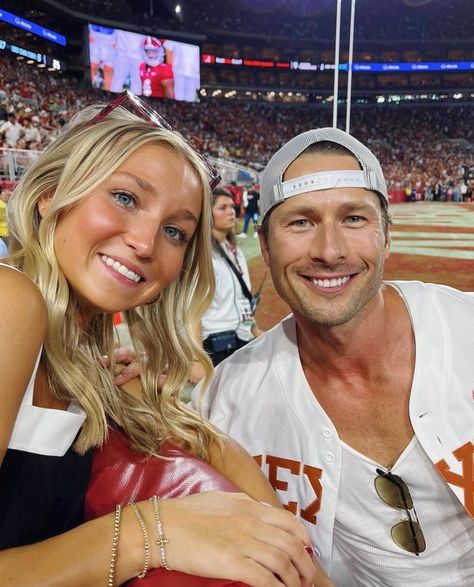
[300,465,323,525]
[266,455,300,514]
[435,441,474,519]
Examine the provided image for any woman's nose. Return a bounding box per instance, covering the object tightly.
[124,219,159,258]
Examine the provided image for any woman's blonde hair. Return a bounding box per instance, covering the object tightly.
[8,104,217,458]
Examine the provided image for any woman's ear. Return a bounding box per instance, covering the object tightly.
[37,193,53,218]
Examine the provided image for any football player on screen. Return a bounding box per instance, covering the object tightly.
[139,36,175,99]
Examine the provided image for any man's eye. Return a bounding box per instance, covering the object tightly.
[291,219,309,228]
[112,191,137,208]
[346,215,364,223]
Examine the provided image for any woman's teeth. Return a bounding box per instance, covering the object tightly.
[101,255,141,283]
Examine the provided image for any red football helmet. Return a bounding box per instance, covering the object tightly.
[140,36,165,67]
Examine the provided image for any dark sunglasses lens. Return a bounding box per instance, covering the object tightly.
[391,520,426,554]
[375,475,413,509]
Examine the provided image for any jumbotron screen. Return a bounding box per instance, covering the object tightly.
[88,24,200,102]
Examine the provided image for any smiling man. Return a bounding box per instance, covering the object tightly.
[195,128,474,586]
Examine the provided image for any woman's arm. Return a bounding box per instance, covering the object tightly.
[0,266,48,465]
[208,433,336,587]
[208,433,280,506]
[0,490,319,586]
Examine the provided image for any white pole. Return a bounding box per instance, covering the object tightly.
[332,0,342,128]
[346,0,356,133]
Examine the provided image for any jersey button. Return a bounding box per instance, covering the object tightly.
[323,451,335,463]
[321,428,332,439]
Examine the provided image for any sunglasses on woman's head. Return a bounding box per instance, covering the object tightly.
[88,91,221,190]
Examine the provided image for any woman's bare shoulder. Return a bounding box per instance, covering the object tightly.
[0,265,47,313]
[0,265,47,333]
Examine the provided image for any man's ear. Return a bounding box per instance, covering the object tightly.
[384,231,391,260]
[37,193,53,218]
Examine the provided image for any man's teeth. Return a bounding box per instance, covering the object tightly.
[312,276,350,288]
[101,255,141,283]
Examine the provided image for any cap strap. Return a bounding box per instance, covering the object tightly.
[280,170,367,199]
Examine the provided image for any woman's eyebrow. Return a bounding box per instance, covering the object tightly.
[112,171,156,194]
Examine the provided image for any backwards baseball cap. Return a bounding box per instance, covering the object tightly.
[260,127,388,220]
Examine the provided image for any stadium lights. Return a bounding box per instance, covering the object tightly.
[37,63,46,68]
[175,4,181,14]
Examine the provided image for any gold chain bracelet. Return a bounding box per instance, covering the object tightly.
[150,495,172,571]
[129,502,151,579]
[108,504,121,587]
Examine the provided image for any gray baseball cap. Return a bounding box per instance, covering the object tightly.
[260,127,388,220]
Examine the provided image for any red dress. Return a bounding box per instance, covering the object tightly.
[85,428,249,586]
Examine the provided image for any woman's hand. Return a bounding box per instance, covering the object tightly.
[101,345,167,388]
[158,491,322,587]
[105,345,143,385]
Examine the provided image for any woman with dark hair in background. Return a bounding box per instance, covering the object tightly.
[190,187,263,383]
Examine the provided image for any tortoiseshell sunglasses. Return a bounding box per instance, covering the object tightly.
[88,90,221,190]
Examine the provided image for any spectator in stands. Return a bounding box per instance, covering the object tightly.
[0,112,23,148]
[0,51,472,196]
[0,96,318,587]
[22,117,41,148]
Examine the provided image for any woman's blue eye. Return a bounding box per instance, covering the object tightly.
[164,225,187,242]
[112,191,137,208]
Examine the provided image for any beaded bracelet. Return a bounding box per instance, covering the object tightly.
[150,495,172,571]
[108,504,121,587]
[129,502,151,579]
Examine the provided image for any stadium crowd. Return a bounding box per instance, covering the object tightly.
[52,0,473,43]
[0,54,472,201]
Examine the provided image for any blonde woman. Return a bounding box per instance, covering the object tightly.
[0,93,320,587]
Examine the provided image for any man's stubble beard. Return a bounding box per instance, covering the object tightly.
[269,258,385,328]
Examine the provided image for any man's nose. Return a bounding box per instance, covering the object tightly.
[308,222,347,265]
